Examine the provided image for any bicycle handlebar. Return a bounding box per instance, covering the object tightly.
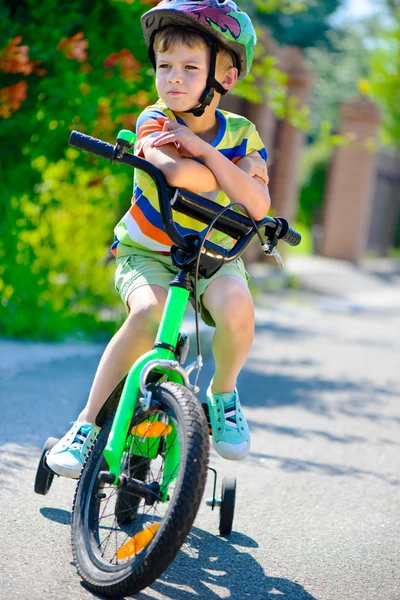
[68,131,301,256]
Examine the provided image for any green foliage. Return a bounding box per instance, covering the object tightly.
[366,18,400,146]
[304,23,377,137]
[298,10,399,235]
[0,148,131,339]
[3,0,381,339]
[234,1,346,133]
[253,0,343,48]
[304,13,399,144]
[233,30,310,131]
[254,0,311,13]
[0,0,155,339]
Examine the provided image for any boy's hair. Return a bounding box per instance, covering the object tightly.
[154,27,235,75]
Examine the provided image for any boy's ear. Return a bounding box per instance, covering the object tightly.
[220,67,238,92]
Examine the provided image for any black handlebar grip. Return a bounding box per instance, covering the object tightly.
[68,131,114,161]
[282,227,301,246]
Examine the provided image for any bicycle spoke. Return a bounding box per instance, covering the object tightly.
[87,407,182,565]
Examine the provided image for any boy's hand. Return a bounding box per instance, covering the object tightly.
[150,116,210,160]
[236,151,269,186]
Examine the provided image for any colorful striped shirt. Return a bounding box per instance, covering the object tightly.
[112,99,268,256]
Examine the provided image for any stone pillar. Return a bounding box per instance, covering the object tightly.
[270,47,313,221]
[320,96,381,261]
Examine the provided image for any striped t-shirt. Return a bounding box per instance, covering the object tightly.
[112,99,268,256]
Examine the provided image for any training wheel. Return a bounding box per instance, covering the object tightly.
[34,437,59,495]
[219,476,236,535]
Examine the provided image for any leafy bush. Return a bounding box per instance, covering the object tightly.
[0,0,157,339]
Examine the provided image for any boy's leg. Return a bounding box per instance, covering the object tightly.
[201,275,254,460]
[78,284,168,423]
[47,284,168,478]
[202,275,255,394]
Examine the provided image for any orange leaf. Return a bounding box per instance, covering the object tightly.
[0,37,44,76]
[57,32,88,62]
[0,81,28,118]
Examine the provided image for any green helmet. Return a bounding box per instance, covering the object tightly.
[141,0,257,79]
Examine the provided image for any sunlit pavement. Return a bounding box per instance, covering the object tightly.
[0,256,399,600]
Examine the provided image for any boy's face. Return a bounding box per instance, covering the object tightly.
[155,44,210,114]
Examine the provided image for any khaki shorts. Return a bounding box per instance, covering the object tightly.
[114,245,249,328]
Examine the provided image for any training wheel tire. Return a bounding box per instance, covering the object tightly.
[219,476,236,535]
[34,437,59,495]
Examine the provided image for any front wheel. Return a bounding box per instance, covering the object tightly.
[71,382,209,598]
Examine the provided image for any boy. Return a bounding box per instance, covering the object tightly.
[47,0,270,478]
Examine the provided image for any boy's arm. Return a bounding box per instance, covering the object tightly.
[152,119,270,221]
[236,151,269,187]
[201,147,270,220]
[141,135,220,194]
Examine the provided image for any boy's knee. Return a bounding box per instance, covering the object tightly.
[211,287,254,330]
[126,285,167,332]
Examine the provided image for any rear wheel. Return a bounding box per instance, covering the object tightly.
[34,437,59,495]
[219,476,236,535]
[71,382,209,598]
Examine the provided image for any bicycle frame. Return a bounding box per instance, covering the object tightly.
[103,274,191,494]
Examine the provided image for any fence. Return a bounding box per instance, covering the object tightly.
[367,149,400,256]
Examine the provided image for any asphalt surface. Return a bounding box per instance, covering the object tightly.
[1,256,399,600]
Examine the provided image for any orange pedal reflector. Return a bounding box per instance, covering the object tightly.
[117,524,160,560]
[131,421,172,437]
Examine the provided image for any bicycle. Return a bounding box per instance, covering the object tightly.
[34,128,301,597]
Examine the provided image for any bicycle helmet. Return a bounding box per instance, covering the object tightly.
[141,0,257,117]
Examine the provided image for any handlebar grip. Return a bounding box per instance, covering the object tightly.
[68,131,114,161]
[282,227,301,246]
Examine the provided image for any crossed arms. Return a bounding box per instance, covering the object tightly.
[141,116,271,221]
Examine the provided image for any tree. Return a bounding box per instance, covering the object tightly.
[366,14,400,146]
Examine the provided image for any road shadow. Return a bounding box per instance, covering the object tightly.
[247,451,400,486]
[40,507,71,525]
[40,508,318,600]
[134,525,318,600]
[362,261,400,285]
[197,355,396,420]
[254,309,397,348]
[246,420,368,444]
[251,319,316,341]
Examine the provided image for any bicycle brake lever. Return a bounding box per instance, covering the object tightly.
[261,242,285,268]
[272,248,285,269]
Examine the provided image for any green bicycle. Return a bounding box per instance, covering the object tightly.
[34,129,301,597]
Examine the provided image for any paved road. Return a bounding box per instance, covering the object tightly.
[1,258,399,600]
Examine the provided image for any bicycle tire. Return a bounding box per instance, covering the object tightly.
[71,381,209,598]
[219,476,236,535]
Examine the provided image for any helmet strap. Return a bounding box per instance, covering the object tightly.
[185,38,228,117]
